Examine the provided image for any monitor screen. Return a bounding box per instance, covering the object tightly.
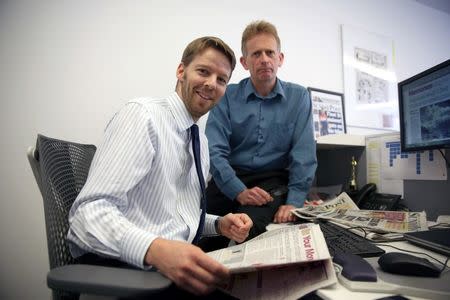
[398,59,450,152]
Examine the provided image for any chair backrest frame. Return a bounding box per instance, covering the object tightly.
[27,146,44,197]
[30,134,96,269]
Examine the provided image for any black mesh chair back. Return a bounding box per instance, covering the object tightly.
[36,134,96,269]
[28,135,171,300]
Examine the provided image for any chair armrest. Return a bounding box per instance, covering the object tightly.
[47,264,172,297]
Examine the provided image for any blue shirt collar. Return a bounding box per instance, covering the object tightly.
[244,78,286,102]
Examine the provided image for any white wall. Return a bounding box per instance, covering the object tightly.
[1,0,449,298]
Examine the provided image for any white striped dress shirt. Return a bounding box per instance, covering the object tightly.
[67,92,217,269]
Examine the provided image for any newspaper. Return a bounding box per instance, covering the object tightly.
[294,192,360,218]
[291,192,428,237]
[207,223,337,300]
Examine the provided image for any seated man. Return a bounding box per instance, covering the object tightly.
[204,20,317,247]
[67,36,252,298]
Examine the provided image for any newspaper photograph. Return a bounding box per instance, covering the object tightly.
[207,224,337,300]
[292,192,359,219]
[319,209,428,233]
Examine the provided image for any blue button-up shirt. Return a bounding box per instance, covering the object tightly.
[206,78,317,207]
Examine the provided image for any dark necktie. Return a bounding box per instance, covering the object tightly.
[190,124,206,244]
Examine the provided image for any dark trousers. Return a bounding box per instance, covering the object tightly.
[200,170,288,252]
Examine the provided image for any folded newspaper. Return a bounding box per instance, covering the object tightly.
[291,192,428,241]
[207,223,337,300]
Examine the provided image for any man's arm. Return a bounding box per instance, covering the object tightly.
[206,94,247,200]
[145,238,229,296]
[287,88,317,206]
[68,103,157,268]
[274,88,317,222]
[145,213,252,295]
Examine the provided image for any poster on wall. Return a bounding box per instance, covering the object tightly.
[366,132,447,196]
[308,87,346,139]
[341,24,399,131]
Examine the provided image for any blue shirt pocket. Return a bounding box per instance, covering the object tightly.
[269,122,295,151]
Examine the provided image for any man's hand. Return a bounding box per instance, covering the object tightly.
[273,204,297,223]
[219,213,253,243]
[236,187,273,206]
[145,239,229,296]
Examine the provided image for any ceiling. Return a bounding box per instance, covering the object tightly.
[413,0,450,15]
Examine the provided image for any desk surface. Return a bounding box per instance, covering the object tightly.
[317,241,450,300]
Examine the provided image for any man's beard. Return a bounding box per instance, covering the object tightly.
[180,78,214,119]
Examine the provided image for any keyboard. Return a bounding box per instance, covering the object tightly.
[317,221,385,258]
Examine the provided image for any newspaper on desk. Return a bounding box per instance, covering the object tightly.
[207,223,337,300]
[291,192,428,241]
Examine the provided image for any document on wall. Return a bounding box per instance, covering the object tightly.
[366,135,404,195]
[207,224,337,300]
[365,133,447,195]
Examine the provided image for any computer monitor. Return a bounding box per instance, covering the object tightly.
[398,59,450,152]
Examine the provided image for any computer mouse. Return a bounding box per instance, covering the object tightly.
[377,252,441,277]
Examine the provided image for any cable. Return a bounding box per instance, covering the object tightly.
[438,149,450,168]
[341,225,403,243]
[344,225,369,238]
[428,222,450,229]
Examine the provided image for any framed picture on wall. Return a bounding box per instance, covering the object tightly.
[341,24,399,131]
[308,87,346,138]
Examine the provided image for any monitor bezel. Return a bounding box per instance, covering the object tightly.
[398,59,450,152]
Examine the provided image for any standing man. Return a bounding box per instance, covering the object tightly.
[205,20,317,244]
[67,36,252,297]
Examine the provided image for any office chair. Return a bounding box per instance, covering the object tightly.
[28,134,171,300]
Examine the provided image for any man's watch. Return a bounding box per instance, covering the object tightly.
[215,217,222,235]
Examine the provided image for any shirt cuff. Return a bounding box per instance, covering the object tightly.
[221,177,246,200]
[286,190,307,207]
[203,214,219,235]
[120,226,157,269]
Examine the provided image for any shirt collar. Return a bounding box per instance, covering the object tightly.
[167,92,196,132]
[244,78,286,102]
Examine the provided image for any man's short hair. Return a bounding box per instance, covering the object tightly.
[241,20,281,56]
[181,36,236,74]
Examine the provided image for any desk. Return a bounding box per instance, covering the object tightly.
[317,240,450,300]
